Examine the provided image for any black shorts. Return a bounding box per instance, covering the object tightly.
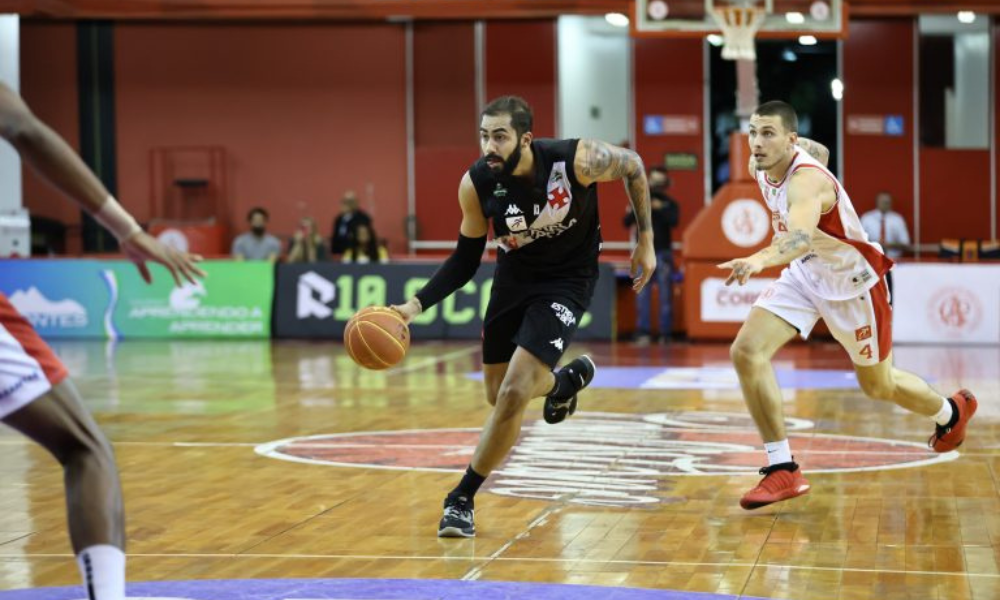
[482,278,596,368]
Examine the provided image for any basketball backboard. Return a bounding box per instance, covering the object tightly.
[631,0,845,39]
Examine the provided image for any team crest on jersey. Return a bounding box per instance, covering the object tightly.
[494,183,508,198]
[506,215,528,232]
[492,161,578,253]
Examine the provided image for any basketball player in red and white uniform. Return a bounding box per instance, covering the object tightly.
[0,82,203,599]
[719,100,977,510]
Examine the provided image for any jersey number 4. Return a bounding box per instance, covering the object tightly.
[859,344,873,360]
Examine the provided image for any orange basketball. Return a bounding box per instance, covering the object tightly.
[344,306,410,370]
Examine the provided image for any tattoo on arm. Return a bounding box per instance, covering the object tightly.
[580,139,638,181]
[797,138,830,166]
[579,139,651,232]
[777,230,811,255]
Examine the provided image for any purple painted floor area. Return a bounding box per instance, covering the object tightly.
[0,578,783,600]
[468,366,864,390]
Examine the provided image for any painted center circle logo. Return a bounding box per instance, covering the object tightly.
[721,199,770,248]
[256,412,956,507]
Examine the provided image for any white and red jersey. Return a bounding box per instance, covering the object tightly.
[0,292,69,417]
[755,150,894,300]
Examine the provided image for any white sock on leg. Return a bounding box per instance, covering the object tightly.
[77,544,125,600]
[764,440,793,466]
[933,396,955,427]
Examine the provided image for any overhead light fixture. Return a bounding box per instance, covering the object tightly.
[605,12,630,27]
[782,49,798,62]
[831,78,844,101]
[957,11,976,24]
[799,35,818,46]
[785,12,806,25]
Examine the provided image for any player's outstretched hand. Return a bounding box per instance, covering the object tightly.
[717,257,762,286]
[120,232,206,287]
[630,242,657,292]
[390,297,423,324]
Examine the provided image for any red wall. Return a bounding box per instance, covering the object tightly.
[18,17,1000,258]
[412,22,478,243]
[633,37,704,241]
[842,19,916,229]
[20,23,81,230]
[995,20,1000,239]
[485,20,556,139]
[113,23,408,252]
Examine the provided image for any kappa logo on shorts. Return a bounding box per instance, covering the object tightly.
[550,337,564,351]
[550,302,576,326]
[505,204,522,216]
[855,325,872,341]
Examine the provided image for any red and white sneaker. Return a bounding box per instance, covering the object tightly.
[929,389,978,453]
[740,463,811,510]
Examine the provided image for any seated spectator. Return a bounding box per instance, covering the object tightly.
[232,207,281,261]
[342,223,389,264]
[330,190,372,256]
[286,216,328,263]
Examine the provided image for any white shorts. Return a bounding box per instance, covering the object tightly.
[753,268,892,366]
[0,294,68,419]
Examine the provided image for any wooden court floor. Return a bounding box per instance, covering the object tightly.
[0,338,997,599]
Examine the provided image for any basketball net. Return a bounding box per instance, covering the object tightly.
[711,6,766,61]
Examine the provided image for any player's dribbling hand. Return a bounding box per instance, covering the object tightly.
[630,237,657,292]
[389,297,423,324]
[121,232,206,287]
[717,257,762,286]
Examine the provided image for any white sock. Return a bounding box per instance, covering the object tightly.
[764,440,793,466]
[933,396,955,427]
[77,544,125,600]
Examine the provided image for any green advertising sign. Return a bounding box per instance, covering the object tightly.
[104,261,273,338]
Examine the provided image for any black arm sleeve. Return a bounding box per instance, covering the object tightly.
[414,233,487,310]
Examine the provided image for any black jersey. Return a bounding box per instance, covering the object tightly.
[469,138,602,284]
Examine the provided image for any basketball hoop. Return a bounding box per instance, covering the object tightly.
[711,6,766,61]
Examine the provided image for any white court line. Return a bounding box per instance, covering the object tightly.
[2,552,998,579]
[460,501,567,581]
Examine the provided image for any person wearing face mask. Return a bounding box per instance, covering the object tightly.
[390,95,656,538]
[231,207,282,261]
[624,165,679,345]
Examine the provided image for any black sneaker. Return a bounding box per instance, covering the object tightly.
[437,495,475,538]
[543,355,596,425]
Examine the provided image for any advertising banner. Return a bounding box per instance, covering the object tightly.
[0,260,273,339]
[274,262,616,340]
[1,260,111,338]
[893,264,1000,344]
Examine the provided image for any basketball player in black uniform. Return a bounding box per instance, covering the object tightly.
[392,96,655,537]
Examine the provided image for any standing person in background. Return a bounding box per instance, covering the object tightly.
[232,207,282,261]
[0,82,204,600]
[624,165,679,345]
[330,190,372,256]
[859,191,910,300]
